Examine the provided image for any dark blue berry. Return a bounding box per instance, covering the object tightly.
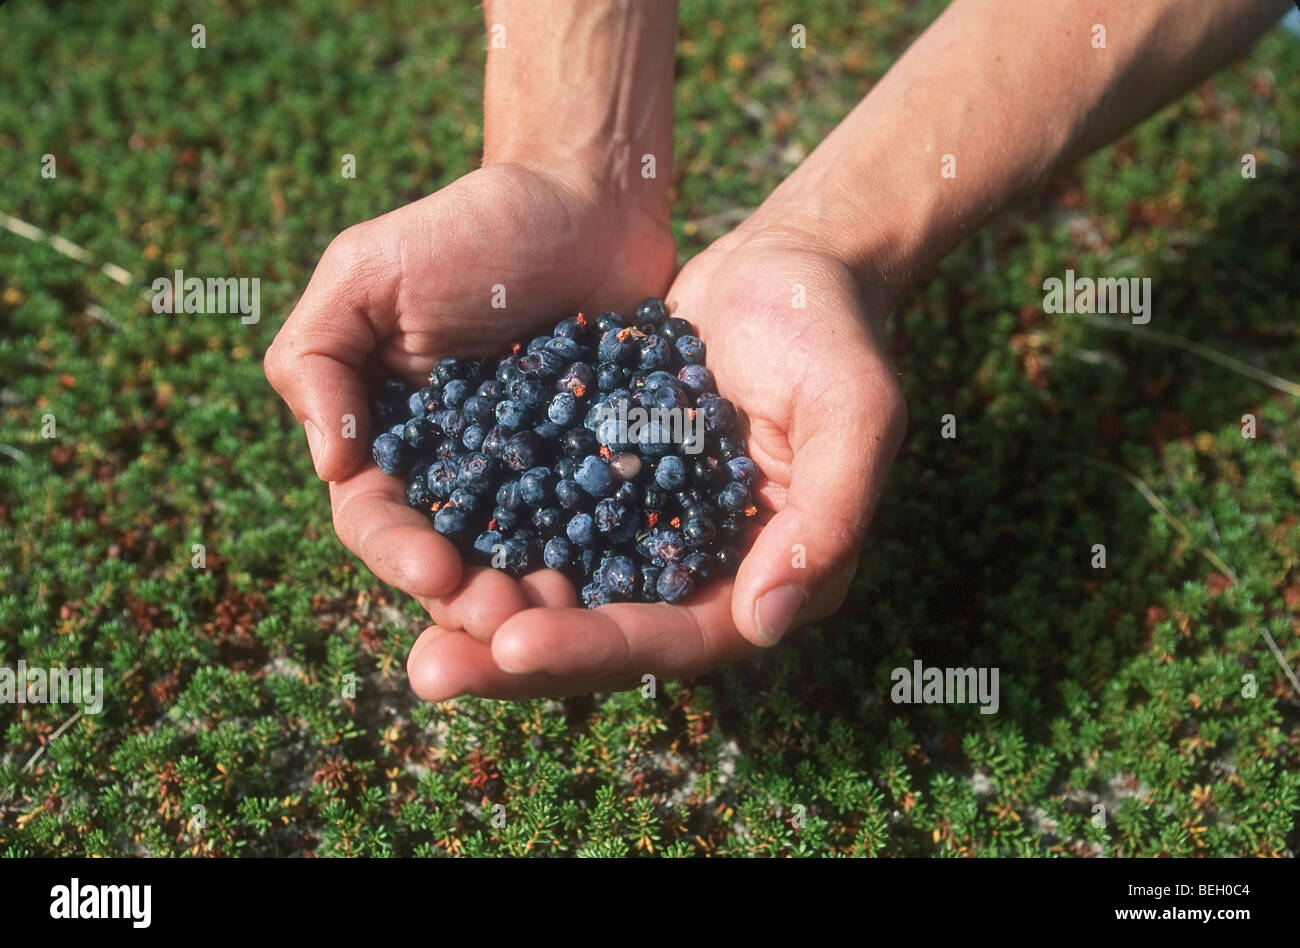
[566,512,596,547]
[575,455,618,496]
[635,297,669,327]
[543,537,573,570]
[656,563,693,603]
[675,335,706,365]
[372,433,408,474]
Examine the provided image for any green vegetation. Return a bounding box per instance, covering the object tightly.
[1,0,1297,856]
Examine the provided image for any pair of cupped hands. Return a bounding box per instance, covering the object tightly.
[264,161,907,700]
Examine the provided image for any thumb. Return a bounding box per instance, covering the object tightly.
[731,374,906,647]
[265,226,397,482]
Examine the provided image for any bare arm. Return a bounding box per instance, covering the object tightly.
[741,0,1290,306]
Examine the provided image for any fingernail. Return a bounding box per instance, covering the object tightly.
[303,420,324,475]
[753,585,806,646]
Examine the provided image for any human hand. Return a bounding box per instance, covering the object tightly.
[264,161,676,623]
[405,228,907,700]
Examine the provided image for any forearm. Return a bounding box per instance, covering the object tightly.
[482,0,678,220]
[741,0,1289,305]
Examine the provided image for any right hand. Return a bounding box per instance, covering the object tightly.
[264,162,676,633]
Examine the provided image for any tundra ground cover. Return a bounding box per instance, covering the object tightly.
[1,0,1297,856]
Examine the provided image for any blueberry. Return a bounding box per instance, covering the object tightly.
[482,425,511,458]
[658,316,693,345]
[494,399,528,429]
[643,370,677,392]
[575,455,618,496]
[558,362,595,398]
[407,391,428,418]
[405,477,432,509]
[594,498,628,534]
[635,297,669,327]
[416,385,441,412]
[509,378,546,408]
[462,395,496,427]
[462,424,486,451]
[388,422,406,438]
[496,360,520,384]
[548,392,578,426]
[474,529,503,557]
[533,506,563,534]
[598,329,635,365]
[596,362,631,391]
[566,512,596,547]
[553,316,585,339]
[717,481,750,513]
[442,379,472,408]
[654,456,686,490]
[727,455,757,482]
[401,417,433,450]
[455,452,494,494]
[425,459,458,498]
[437,408,468,437]
[656,563,693,603]
[615,480,639,507]
[477,379,505,400]
[677,365,716,398]
[434,358,466,386]
[647,529,686,562]
[543,537,573,570]
[637,420,674,459]
[502,431,543,471]
[638,335,670,370]
[681,550,712,581]
[449,488,479,512]
[581,582,615,608]
[595,311,625,335]
[520,466,554,506]
[503,535,534,572]
[517,348,565,379]
[492,505,520,532]
[544,336,581,360]
[675,335,706,365]
[650,384,688,412]
[555,478,584,510]
[433,436,462,461]
[497,480,523,510]
[692,456,725,487]
[641,566,662,601]
[554,457,577,481]
[696,393,736,434]
[682,516,716,547]
[434,503,471,535]
[564,427,599,459]
[601,556,637,598]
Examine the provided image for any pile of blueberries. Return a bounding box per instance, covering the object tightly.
[369,298,759,607]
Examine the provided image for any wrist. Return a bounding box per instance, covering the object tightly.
[481,0,676,231]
